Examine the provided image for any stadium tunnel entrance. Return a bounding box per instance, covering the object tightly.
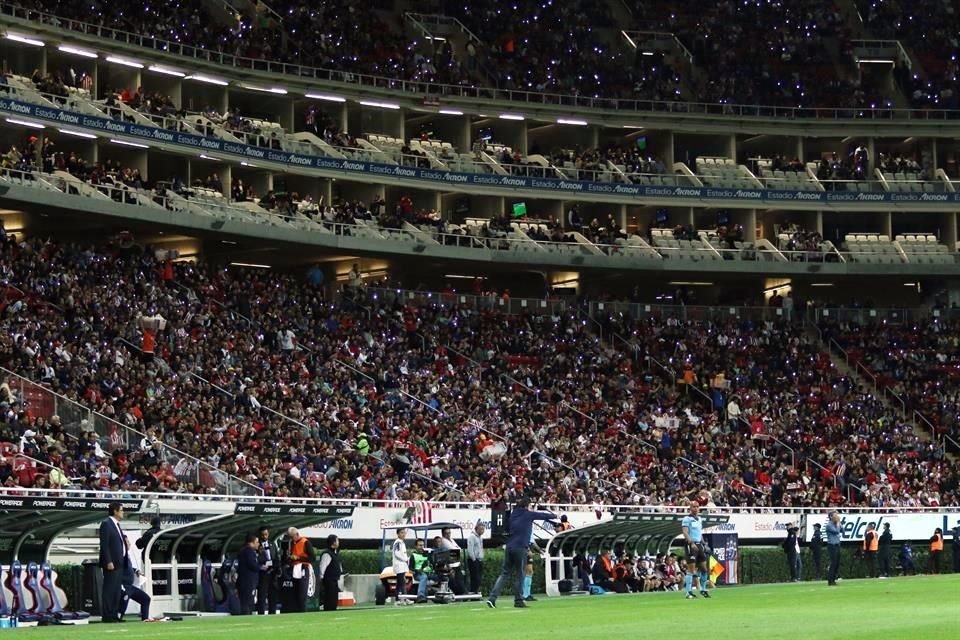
[143,503,355,614]
[543,513,729,596]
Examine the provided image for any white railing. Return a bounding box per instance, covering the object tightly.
[0,367,262,496]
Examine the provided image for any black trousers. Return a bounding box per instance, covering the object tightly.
[237,583,255,615]
[489,547,526,604]
[292,577,308,612]
[929,550,942,573]
[878,549,891,577]
[101,568,123,621]
[467,559,483,593]
[864,551,877,577]
[322,584,339,611]
[827,544,840,584]
[811,547,823,579]
[953,547,960,573]
[257,571,277,614]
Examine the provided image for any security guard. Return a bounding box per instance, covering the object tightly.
[862,522,879,578]
[929,528,944,574]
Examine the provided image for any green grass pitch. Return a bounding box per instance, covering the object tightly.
[25,575,960,640]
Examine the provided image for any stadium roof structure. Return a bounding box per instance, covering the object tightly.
[545,512,730,559]
[0,496,146,564]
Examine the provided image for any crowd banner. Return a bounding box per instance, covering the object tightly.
[3,98,959,205]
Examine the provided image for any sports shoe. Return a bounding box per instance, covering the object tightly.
[486,599,496,609]
[524,595,538,602]
[686,592,697,599]
[700,591,711,598]
[514,601,527,608]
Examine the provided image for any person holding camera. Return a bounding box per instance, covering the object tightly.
[486,497,556,609]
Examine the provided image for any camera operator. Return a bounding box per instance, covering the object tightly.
[257,526,278,615]
[438,527,466,595]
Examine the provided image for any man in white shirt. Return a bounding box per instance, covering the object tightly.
[466,523,485,594]
[439,528,466,595]
[391,528,409,605]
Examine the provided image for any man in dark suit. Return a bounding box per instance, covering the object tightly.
[99,502,127,623]
[256,526,278,615]
[236,533,261,615]
[782,524,802,582]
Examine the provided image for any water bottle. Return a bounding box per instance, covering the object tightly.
[0,615,11,629]
[10,616,16,629]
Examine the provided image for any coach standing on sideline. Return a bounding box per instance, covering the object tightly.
[99,502,127,623]
[467,522,485,594]
[486,497,556,609]
[825,511,842,586]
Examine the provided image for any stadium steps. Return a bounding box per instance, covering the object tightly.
[815,329,944,450]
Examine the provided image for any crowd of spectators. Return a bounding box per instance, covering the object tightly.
[17,0,960,113]
[630,0,853,108]
[822,319,960,449]
[815,146,871,186]
[2,227,956,506]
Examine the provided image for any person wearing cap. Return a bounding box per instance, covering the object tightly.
[810,523,823,580]
[782,524,802,582]
[825,511,842,586]
[878,523,893,579]
[951,519,960,574]
[486,497,556,609]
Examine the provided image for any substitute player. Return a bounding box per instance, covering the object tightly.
[681,501,711,599]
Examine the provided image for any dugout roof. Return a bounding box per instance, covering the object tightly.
[546,512,730,558]
[145,502,355,564]
[0,496,145,564]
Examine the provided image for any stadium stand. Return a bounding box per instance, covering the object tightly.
[1,232,957,508]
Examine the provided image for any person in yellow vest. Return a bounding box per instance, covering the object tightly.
[929,528,944,574]
[862,523,879,578]
[287,527,315,612]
